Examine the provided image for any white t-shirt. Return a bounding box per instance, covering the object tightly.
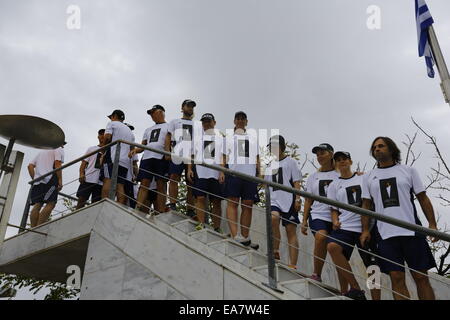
[167,118,202,161]
[362,164,426,240]
[105,121,134,167]
[193,129,224,180]
[327,173,363,233]
[142,122,169,160]
[82,145,102,185]
[305,170,339,222]
[224,131,259,176]
[30,148,65,185]
[265,156,302,213]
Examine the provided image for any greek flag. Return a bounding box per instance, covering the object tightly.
[415,0,435,78]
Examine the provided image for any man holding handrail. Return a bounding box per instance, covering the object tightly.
[101,109,134,205]
[361,136,438,300]
[27,143,65,227]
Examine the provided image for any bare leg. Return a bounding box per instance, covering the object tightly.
[136,178,150,211]
[37,202,56,226]
[156,179,167,213]
[327,242,359,292]
[226,198,239,238]
[285,224,299,267]
[195,196,206,223]
[389,271,410,300]
[211,199,222,229]
[240,200,254,239]
[313,230,329,277]
[411,270,435,300]
[116,184,127,204]
[102,179,111,199]
[271,212,281,253]
[76,197,88,210]
[169,174,180,205]
[30,203,43,228]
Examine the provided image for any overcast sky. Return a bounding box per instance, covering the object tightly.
[1,0,450,297]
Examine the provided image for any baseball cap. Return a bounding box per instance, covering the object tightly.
[234,111,247,119]
[267,135,286,148]
[182,99,196,108]
[312,143,334,154]
[108,109,125,121]
[333,151,351,160]
[200,113,215,121]
[147,105,165,115]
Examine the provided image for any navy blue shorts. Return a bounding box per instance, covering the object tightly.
[102,163,128,185]
[378,236,436,273]
[309,217,333,236]
[30,175,58,205]
[137,158,169,182]
[168,161,186,176]
[193,178,224,200]
[224,175,257,201]
[76,182,102,203]
[327,229,361,260]
[271,206,299,227]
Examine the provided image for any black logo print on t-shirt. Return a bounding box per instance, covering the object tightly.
[319,180,333,197]
[149,128,161,143]
[272,167,283,192]
[182,124,193,141]
[203,140,215,159]
[238,140,250,158]
[379,177,400,208]
[346,185,362,207]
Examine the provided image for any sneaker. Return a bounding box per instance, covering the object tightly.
[240,239,259,250]
[287,264,297,270]
[344,288,367,300]
[309,274,322,282]
[273,251,281,260]
[186,209,196,218]
[167,203,177,211]
[195,223,204,231]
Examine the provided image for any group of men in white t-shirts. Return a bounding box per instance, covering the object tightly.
[27,103,440,300]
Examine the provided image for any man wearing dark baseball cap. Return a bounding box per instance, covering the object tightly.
[147,105,165,115]
[164,99,200,217]
[130,104,169,214]
[101,108,134,204]
[107,109,125,121]
[187,112,225,232]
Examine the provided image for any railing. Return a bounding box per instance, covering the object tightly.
[17,140,450,299]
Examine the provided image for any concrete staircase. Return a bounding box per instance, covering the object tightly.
[0,199,346,300]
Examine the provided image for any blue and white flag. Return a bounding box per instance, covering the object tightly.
[415,0,435,78]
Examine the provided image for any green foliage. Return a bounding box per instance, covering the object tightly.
[0,273,80,300]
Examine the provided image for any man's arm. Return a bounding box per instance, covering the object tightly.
[102,134,112,146]
[416,191,438,242]
[360,198,373,246]
[54,160,63,190]
[301,197,313,235]
[28,164,35,179]
[79,160,88,183]
[164,132,172,160]
[293,180,302,212]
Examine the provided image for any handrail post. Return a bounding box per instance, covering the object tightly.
[108,142,121,200]
[262,184,283,293]
[19,186,32,234]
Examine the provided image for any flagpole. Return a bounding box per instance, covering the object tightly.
[428,25,450,105]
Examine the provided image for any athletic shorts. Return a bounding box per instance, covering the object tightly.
[193,178,224,200]
[30,175,58,205]
[102,163,128,185]
[168,161,186,176]
[137,158,169,182]
[378,236,436,273]
[308,217,333,235]
[271,206,299,227]
[224,175,257,201]
[327,229,361,260]
[76,182,102,203]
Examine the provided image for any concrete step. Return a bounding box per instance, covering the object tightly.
[189,229,227,244]
[208,239,249,256]
[229,251,269,268]
[279,278,339,300]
